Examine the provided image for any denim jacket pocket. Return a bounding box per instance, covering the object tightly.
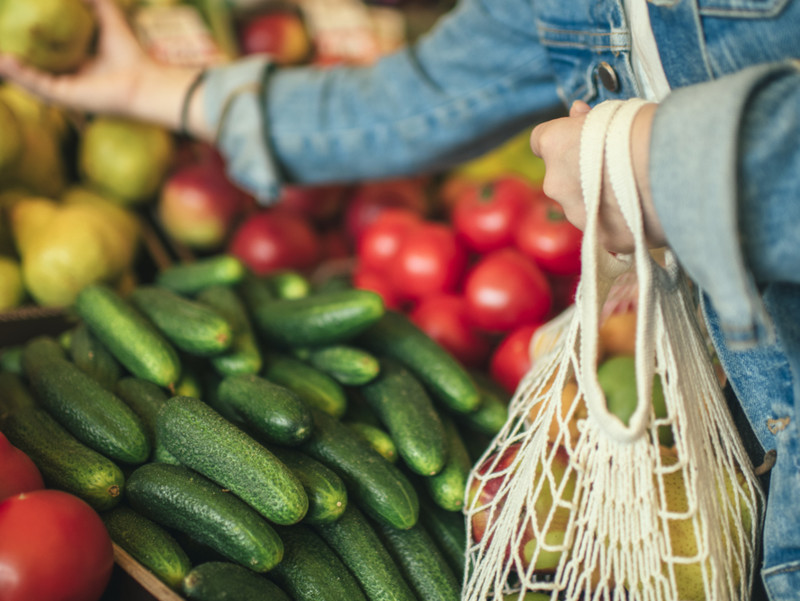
[697,0,791,18]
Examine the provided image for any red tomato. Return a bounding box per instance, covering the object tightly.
[275,183,348,224]
[409,294,493,369]
[451,176,541,253]
[389,222,468,302]
[514,196,583,275]
[0,489,114,601]
[489,323,542,394]
[343,178,429,243]
[228,210,321,274]
[351,265,402,310]
[463,248,552,334]
[356,208,421,274]
[0,433,44,501]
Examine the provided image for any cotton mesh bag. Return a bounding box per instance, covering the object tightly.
[462,99,764,601]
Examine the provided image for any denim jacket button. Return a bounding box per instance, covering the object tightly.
[597,61,619,92]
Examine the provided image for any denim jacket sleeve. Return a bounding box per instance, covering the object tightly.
[201,0,562,204]
[648,59,800,349]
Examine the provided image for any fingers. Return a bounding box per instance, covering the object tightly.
[569,100,591,117]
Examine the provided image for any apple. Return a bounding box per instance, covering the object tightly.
[343,177,430,244]
[468,441,576,573]
[274,183,348,225]
[227,209,321,274]
[238,10,312,65]
[157,161,248,251]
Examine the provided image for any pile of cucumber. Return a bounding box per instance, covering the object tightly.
[0,254,511,601]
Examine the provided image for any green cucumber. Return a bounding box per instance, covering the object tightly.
[74,283,181,389]
[156,255,247,295]
[126,462,283,572]
[0,401,124,511]
[416,494,467,580]
[346,421,398,463]
[373,520,461,601]
[360,357,447,477]
[269,446,347,525]
[0,345,23,374]
[157,395,308,525]
[183,562,291,601]
[313,504,417,601]
[357,310,480,413]
[262,352,347,418]
[304,344,380,386]
[237,270,277,311]
[250,288,385,348]
[263,269,311,300]
[102,505,192,591]
[196,285,263,376]
[114,377,170,461]
[68,322,122,390]
[270,525,367,601]
[216,373,313,446]
[458,371,510,436]
[423,416,472,512]
[22,336,150,464]
[0,371,36,413]
[130,286,233,357]
[299,409,418,530]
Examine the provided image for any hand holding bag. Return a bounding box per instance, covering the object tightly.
[462,99,764,601]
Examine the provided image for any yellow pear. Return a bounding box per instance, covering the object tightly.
[79,117,175,206]
[8,196,60,254]
[0,255,25,310]
[0,99,23,179]
[0,0,96,73]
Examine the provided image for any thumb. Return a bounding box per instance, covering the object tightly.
[569,100,591,117]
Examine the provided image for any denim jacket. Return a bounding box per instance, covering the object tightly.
[202,1,800,597]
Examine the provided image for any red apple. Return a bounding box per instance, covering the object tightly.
[468,442,576,573]
[227,209,321,274]
[274,183,348,225]
[343,177,430,244]
[238,10,312,66]
[157,161,247,251]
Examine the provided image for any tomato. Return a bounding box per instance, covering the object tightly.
[0,432,44,501]
[0,489,114,601]
[274,183,348,224]
[463,248,552,334]
[389,222,468,302]
[356,208,421,274]
[409,294,493,369]
[489,323,542,394]
[451,176,541,253]
[351,265,402,310]
[343,177,429,243]
[514,196,583,276]
[228,209,321,274]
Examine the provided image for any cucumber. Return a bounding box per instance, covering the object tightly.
[22,336,150,464]
[115,377,170,460]
[360,357,447,477]
[299,409,418,530]
[156,254,247,296]
[237,270,277,311]
[268,446,347,525]
[182,562,291,601]
[346,421,398,463]
[68,322,122,390]
[0,402,124,510]
[130,286,233,357]
[262,352,347,418]
[270,525,367,601]
[263,269,311,300]
[74,283,181,389]
[458,371,510,436]
[357,310,480,413]
[157,395,308,525]
[304,344,380,386]
[313,504,417,601]
[423,416,472,512]
[102,505,192,591]
[372,519,461,601]
[250,288,385,348]
[196,285,262,376]
[0,345,23,374]
[216,373,313,446]
[416,494,467,581]
[126,462,283,572]
[0,371,36,413]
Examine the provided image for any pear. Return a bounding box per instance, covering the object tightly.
[8,195,60,254]
[0,0,96,73]
[79,117,176,206]
[0,255,25,310]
